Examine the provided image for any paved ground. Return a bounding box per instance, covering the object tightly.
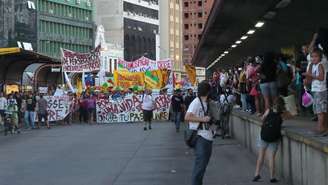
[0,122,287,185]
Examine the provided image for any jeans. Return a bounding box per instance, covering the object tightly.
[240,93,247,111]
[174,112,181,129]
[192,137,213,185]
[24,111,35,128]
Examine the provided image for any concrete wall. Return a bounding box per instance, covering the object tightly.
[230,112,328,185]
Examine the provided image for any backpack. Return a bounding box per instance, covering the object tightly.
[277,62,293,88]
[260,111,283,142]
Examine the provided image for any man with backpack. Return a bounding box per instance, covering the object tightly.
[253,97,287,183]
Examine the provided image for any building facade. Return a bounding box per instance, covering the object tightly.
[182,0,214,64]
[0,0,37,50]
[160,0,184,80]
[94,0,159,61]
[37,0,94,58]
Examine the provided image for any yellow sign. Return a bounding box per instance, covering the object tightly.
[5,85,19,95]
[114,71,145,89]
[185,65,196,85]
[0,47,21,56]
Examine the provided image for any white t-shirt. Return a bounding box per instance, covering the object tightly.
[187,98,214,141]
[0,97,7,110]
[311,62,327,92]
[142,94,155,111]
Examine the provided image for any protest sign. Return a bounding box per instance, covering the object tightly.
[62,46,101,72]
[38,87,48,94]
[96,95,171,123]
[113,71,145,89]
[43,96,71,122]
[118,57,172,72]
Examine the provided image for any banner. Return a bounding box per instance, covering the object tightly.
[118,57,172,72]
[38,87,48,94]
[96,95,171,123]
[114,71,145,89]
[37,96,72,122]
[62,46,101,72]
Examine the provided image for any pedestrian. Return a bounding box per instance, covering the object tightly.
[171,89,185,132]
[303,48,328,135]
[37,94,50,129]
[7,95,20,133]
[184,88,195,110]
[253,97,287,183]
[0,92,7,125]
[25,93,36,129]
[184,81,214,185]
[141,89,155,131]
[259,52,278,111]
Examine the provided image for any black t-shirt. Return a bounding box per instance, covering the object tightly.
[26,97,36,111]
[259,61,277,83]
[171,95,184,112]
[184,95,195,109]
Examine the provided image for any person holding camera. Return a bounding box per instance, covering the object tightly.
[185,81,214,185]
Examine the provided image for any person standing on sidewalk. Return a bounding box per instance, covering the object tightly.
[185,81,214,185]
[142,89,155,131]
[37,95,50,129]
[171,89,185,132]
[25,93,36,129]
[0,92,7,125]
[184,88,195,110]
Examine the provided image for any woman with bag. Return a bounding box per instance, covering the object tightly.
[185,81,213,185]
[303,49,328,135]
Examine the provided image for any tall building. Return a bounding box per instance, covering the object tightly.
[160,0,184,80]
[0,0,37,50]
[94,0,159,61]
[182,0,214,64]
[36,0,94,58]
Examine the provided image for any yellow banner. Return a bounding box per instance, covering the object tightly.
[0,47,21,56]
[114,71,145,89]
[185,65,196,85]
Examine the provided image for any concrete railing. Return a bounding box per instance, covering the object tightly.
[230,111,328,185]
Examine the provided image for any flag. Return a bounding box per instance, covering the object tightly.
[185,65,196,85]
[145,70,159,89]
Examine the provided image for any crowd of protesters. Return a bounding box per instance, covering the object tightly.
[206,34,328,136]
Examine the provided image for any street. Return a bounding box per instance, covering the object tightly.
[0,122,286,185]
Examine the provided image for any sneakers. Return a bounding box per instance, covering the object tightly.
[270,178,278,183]
[252,175,261,182]
[148,125,152,130]
[143,127,147,131]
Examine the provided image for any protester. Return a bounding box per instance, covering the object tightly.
[37,95,50,129]
[184,88,195,110]
[239,63,248,111]
[79,95,88,123]
[259,52,278,111]
[303,48,328,135]
[253,97,287,183]
[171,89,185,132]
[247,58,261,115]
[7,94,20,133]
[25,93,36,129]
[184,81,214,185]
[142,89,155,131]
[0,92,7,124]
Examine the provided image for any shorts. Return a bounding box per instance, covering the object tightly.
[260,82,277,97]
[143,110,153,122]
[313,91,328,114]
[38,113,48,122]
[257,136,279,153]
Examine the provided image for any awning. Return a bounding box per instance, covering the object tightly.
[192,0,328,70]
[0,48,59,84]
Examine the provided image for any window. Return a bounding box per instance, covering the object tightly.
[198,12,202,17]
[198,1,202,6]
[184,24,189,29]
[184,13,189,18]
[198,34,202,40]
[184,2,188,7]
[184,35,189,41]
[198,23,202,29]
